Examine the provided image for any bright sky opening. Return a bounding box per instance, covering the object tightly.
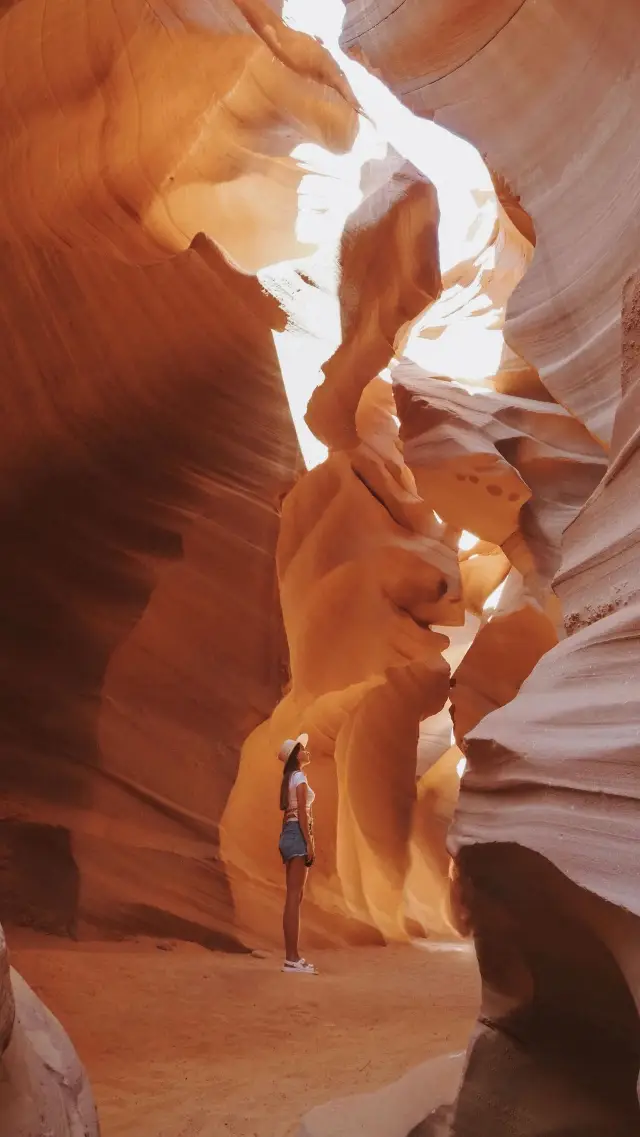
[261,0,506,471]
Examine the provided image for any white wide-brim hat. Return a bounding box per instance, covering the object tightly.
[277,733,309,763]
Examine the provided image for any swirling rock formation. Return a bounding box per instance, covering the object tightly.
[394,364,606,743]
[342,0,640,442]
[0,0,357,265]
[221,150,466,944]
[222,19,607,952]
[221,445,461,942]
[0,230,302,946]
[0,925,99,1137]
[0,0,613,957]
[446,273,640,1136]
[337,1,640,1133]
[0,0,360,945]
[2,0,640,1129]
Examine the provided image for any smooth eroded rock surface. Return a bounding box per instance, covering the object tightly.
[3,0,640,1133]
[0,234,298,945]
[0,926,99,1137]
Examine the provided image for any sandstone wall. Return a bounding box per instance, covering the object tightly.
[343,0,640,443]
[0,235,298,944]
[222,7,612,952]
[0,0,364,945]
[339,1,640,1131]
[2,6,639,1131]
[0,924,99,1137]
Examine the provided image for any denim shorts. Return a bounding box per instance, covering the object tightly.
[279,821,308,863]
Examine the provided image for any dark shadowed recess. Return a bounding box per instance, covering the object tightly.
[0,822,79,936]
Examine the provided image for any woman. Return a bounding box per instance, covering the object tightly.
[278,733,316,974]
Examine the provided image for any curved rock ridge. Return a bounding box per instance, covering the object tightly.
[254,7,640,1132]
[0,0,358,265]
[443,281,640,1136]
[394,363,606,745]
[0,0,366,945]
[343,0,640,445]
[1,0,600,952]
[335,2,640,1127]
[0,229,301,944]
[0,925,99,1137]
[221,24,608,947]
[246,5,639,1130]
[297,1051,465,1137]
[1,1,638,1131]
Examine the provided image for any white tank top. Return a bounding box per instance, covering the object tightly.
[287,771,315,820]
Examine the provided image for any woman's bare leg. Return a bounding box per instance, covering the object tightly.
[283,857,308,961]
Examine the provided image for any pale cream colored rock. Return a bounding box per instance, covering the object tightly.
[297,1052,464,1137]
[0,929,98,1137]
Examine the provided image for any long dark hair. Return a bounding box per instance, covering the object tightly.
[279,744,302,811]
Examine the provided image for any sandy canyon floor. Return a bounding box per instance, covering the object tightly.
[11,935,479,1137]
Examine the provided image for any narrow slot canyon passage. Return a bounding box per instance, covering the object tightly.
[1,2,639,1137]
[221,0,603,959]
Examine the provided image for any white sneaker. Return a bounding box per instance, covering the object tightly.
[282,958,317,974]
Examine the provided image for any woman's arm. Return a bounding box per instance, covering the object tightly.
[296,783,314,863]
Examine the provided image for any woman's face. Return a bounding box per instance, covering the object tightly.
[299,747,311,768]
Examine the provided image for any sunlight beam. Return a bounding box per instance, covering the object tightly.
[458,530,479,552]
[483,580,506,612]
[264,0,510,469]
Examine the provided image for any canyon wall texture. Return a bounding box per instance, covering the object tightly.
[0,0,622,957]
[0,0,361,944]
[343,0,639,444]
[221,8,609,952]
[0,233,298,946]
[337,1,640,1133]
[2,0,640,1132]
[0,923,98,1137]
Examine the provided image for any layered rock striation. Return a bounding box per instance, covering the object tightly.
[222,23,608,948]
[0,923,99,1137]
[0,0,360,943]
[2,0,640,1130]
[339,1,640,1131]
